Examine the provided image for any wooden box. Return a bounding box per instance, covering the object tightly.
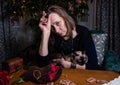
[2,57,23,74]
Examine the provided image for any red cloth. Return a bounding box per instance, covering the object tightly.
[49,64,59,81]
[0,71,10,85]
[21,64,62,84]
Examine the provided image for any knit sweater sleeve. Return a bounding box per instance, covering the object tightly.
[82,27,99,69]
[76,25,99,70]
[37,43,54,67]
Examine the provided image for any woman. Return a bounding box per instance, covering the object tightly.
[38,5,99,70]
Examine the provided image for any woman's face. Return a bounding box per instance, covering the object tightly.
[49,13,67,37]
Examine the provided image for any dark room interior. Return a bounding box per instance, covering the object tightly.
[0,0,120,85]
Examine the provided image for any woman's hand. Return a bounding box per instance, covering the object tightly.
[60,58,71,68]
[39,11,51,35]
[39,11,52,56]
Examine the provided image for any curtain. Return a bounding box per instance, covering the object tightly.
[96,0,120,57]
[0,0,39,70]
[0,0,21,69]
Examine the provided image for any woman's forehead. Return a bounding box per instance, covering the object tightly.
[49,13,61,23]
[50,13,59,19]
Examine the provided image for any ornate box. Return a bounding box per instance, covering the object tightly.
[2,57,23,74]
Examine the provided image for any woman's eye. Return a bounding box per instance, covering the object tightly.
[56,22,60,26]
[51,25,55,32]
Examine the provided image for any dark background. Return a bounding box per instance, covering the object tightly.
[0,0,120,70]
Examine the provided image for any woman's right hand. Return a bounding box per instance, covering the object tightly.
[39,11,51,35]
[38,11,51,56]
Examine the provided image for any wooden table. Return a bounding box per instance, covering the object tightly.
[10,68,120,85]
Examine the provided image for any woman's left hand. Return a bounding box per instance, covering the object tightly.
[60,58,71,68]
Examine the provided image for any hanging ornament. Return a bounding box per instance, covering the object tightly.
[13,11,16,14]
[12,0,16,4]
[32,6,35,10]
[22,0,26,3]
[83,0,87,4]
[76,0,82,4]
[21,5,26,9]
[82,9,85,14]
[68,2,74,13]
[10,15,19,24]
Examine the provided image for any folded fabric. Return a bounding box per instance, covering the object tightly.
[0,70,10,85]
[20,64,62,84]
